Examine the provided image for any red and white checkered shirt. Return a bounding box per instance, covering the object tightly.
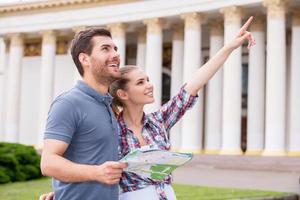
[118,85,198,199]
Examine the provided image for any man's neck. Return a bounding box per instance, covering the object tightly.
[82,76,108,95]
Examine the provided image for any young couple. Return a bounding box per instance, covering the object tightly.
[40,16,255,200]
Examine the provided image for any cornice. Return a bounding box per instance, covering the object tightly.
[0,0,137,15]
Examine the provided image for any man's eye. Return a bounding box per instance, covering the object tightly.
[102,47,109,51]
[137,81,143,85]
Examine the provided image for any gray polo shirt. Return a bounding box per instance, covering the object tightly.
[44,81,119,200]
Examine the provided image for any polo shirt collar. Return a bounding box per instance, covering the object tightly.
[76,80,113,105]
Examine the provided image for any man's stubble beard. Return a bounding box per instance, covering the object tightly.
[92,67,120,87]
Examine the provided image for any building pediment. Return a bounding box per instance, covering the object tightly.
[0,0,137,15]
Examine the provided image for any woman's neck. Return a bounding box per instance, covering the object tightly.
[122,105,144,127]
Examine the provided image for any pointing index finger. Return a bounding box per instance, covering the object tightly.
[238,16,253,36]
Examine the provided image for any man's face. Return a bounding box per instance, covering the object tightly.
[86,36,121,84]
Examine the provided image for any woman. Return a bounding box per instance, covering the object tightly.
[40,16,255,200]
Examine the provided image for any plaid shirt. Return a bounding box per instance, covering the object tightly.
[118,85,198,199]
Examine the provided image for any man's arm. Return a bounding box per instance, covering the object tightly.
[41,139,127,184]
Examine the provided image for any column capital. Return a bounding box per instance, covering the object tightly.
[0,37,6,73]
[180,12,204,29]
[107,23,127,37]
[8,33,24,47]
[219,6,243,25]
[250,14,266,31]
[292,8,300,26]
[137,26,146,43]
[40,30,57,45]
[262,0,289,18]
[209,19,223,36]
[143,18,163,34]
[0,36,9,50]
[72,26,87,34]
[0,34,9,41]
[171,23,184,40]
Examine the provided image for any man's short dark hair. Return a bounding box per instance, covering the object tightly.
[70,28,112,76]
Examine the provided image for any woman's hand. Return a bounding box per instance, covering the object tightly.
[184,16,256,95]
[226,16,256,50]
[39,192,54,200]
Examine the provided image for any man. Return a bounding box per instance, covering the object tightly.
[40,28,127,200]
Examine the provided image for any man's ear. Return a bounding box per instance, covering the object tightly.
[78,53,89,68]
[116,89,128,101]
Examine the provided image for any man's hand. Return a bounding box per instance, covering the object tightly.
[39,192,54,200]
[93,161,128,185]
[38,162,127,200]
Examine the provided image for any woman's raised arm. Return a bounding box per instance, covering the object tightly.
[185,16,255,96]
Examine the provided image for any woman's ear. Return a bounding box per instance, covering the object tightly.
[116,89,128,101]
[79,53,89,68]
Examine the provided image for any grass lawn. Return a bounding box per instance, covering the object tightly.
[0,177,291,200]
[173,184,289,200]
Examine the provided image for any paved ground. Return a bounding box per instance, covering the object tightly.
[172,155,300,194]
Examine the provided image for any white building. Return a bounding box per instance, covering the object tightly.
[0,0,299,157]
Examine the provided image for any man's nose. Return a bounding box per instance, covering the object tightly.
[112,49,120,59]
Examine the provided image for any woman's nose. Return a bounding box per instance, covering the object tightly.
[146,82,153,89]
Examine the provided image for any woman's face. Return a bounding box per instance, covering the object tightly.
[123,69,154,106]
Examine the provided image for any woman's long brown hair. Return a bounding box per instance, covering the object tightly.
[109,65,139,117]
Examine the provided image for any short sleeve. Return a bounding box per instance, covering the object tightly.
[44,98,79,144]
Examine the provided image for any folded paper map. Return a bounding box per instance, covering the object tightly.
[120,148,193,181]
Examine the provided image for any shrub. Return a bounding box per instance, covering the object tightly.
[0,166,10,183]
[0,142,42,184]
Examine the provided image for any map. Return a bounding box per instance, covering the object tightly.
[120,148,193,181]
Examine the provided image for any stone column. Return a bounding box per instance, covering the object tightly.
[72,26,85,83]
[204,20,224,154]
[0,37,6,141]
[245,16,266,155]
[170,23,184,151]
[136,27,146,70]
[107,23,126,67]
[180,13,204,153]
[219,6,243,155]
[262,0,289,156]
[286,25,291,152]
[288,9,300,156]
[37,30,57,147]
[5,33,24,142]
[144,18,163,112]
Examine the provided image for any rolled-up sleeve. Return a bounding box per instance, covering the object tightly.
[152,84,198,132]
